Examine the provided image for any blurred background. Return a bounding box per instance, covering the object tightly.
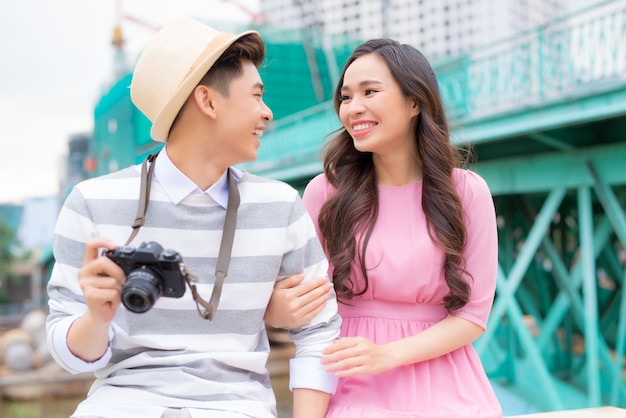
[1,0,626,416]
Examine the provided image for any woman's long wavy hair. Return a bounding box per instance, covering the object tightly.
[318,39,472,313]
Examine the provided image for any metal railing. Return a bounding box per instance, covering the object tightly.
[437,0,626,122]
[244,0,626,177]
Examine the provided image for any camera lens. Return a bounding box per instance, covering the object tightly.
[121,268,162,313]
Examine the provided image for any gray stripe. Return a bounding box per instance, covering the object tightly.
[183,255,282,284]
[61,188,91,219]
[111,329,270,364]
[290,313,342,341]
[109,351,271,388]
[286,200,306,224]
[133,387,268,403]
[85,199,145,227]
[117,307,267,336]
[236,202,295,229]
[103,370,271,402]
[120,360,270,387]
[278,237,326,277]
[53,234,86,268]
[48,286,85,305]
[79,200,296,230]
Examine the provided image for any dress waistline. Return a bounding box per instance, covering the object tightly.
[338,299,448,322]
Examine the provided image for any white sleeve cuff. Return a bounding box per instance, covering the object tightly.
[289,357,338,394]
[52,314,114,373]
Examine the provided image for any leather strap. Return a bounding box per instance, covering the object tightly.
[125,152,160,246]
[188,168,239,320]
[126,152,239,320]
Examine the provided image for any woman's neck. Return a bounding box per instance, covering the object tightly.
[373,153,422,186]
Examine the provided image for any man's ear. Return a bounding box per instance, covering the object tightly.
[193,85,218,119]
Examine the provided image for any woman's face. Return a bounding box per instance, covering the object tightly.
[338,53,420,157]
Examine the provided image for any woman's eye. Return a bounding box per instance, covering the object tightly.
[340,95,351,102]
[365,89,377,95]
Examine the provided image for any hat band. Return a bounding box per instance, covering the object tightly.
[183,32,238,81]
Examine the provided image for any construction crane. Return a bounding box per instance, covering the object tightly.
[217,0,267,24]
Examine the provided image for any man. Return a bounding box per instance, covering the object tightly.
[46,16,340,418]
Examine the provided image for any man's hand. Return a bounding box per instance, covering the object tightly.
[264,274,332,329]
[67,238,125,362]
[77,238,126,325]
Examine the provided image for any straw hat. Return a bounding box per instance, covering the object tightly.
[130,16,258,142]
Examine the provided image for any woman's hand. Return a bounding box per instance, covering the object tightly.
[321,336,395,377]
[264,274,332,329]
[321,316,485,378]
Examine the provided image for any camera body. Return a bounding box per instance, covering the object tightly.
[105,241,186,313]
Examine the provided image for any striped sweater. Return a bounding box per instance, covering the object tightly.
[46,164,341,418]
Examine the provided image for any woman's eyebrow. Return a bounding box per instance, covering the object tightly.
[341,80,383,91]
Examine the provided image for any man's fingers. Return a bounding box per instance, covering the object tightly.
[83,238,118,265]
[301,299,326,322]
[292,276,329,297]
[298,281,331,305]
[275,274,305,290]
[79,256,125,284]
[83,286,122,303]
[298,282,330,312]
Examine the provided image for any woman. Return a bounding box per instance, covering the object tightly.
[268,38,501,417]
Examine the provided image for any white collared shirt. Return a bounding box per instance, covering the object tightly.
[155,146,242,209]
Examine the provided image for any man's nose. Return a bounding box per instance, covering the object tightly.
[261,101,273,121]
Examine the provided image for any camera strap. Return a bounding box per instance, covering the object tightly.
[125,151,160,246]
[127,151,240,321]
[188,167,239,320]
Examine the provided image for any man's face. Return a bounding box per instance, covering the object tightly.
[211,61,273,165]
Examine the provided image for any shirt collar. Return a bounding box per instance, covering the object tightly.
[152,147,242,209]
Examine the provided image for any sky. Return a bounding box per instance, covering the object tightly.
[0,0,258,204]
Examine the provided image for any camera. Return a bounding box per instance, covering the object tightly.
[105,241,186,313]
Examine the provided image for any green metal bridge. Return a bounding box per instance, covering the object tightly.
[90,0,626,412]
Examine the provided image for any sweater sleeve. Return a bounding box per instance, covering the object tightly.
[281,184,341,394]
[45,186,115,374]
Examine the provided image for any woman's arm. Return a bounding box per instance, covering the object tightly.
[292,388,331,418]
[321,316,483,377]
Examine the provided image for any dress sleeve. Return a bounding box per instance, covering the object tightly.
[302,173,330,249]
[452,170,498,331]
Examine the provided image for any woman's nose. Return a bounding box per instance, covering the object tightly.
[347,97,365,116]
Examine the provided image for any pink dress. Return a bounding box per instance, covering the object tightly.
[303,169,502,418]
